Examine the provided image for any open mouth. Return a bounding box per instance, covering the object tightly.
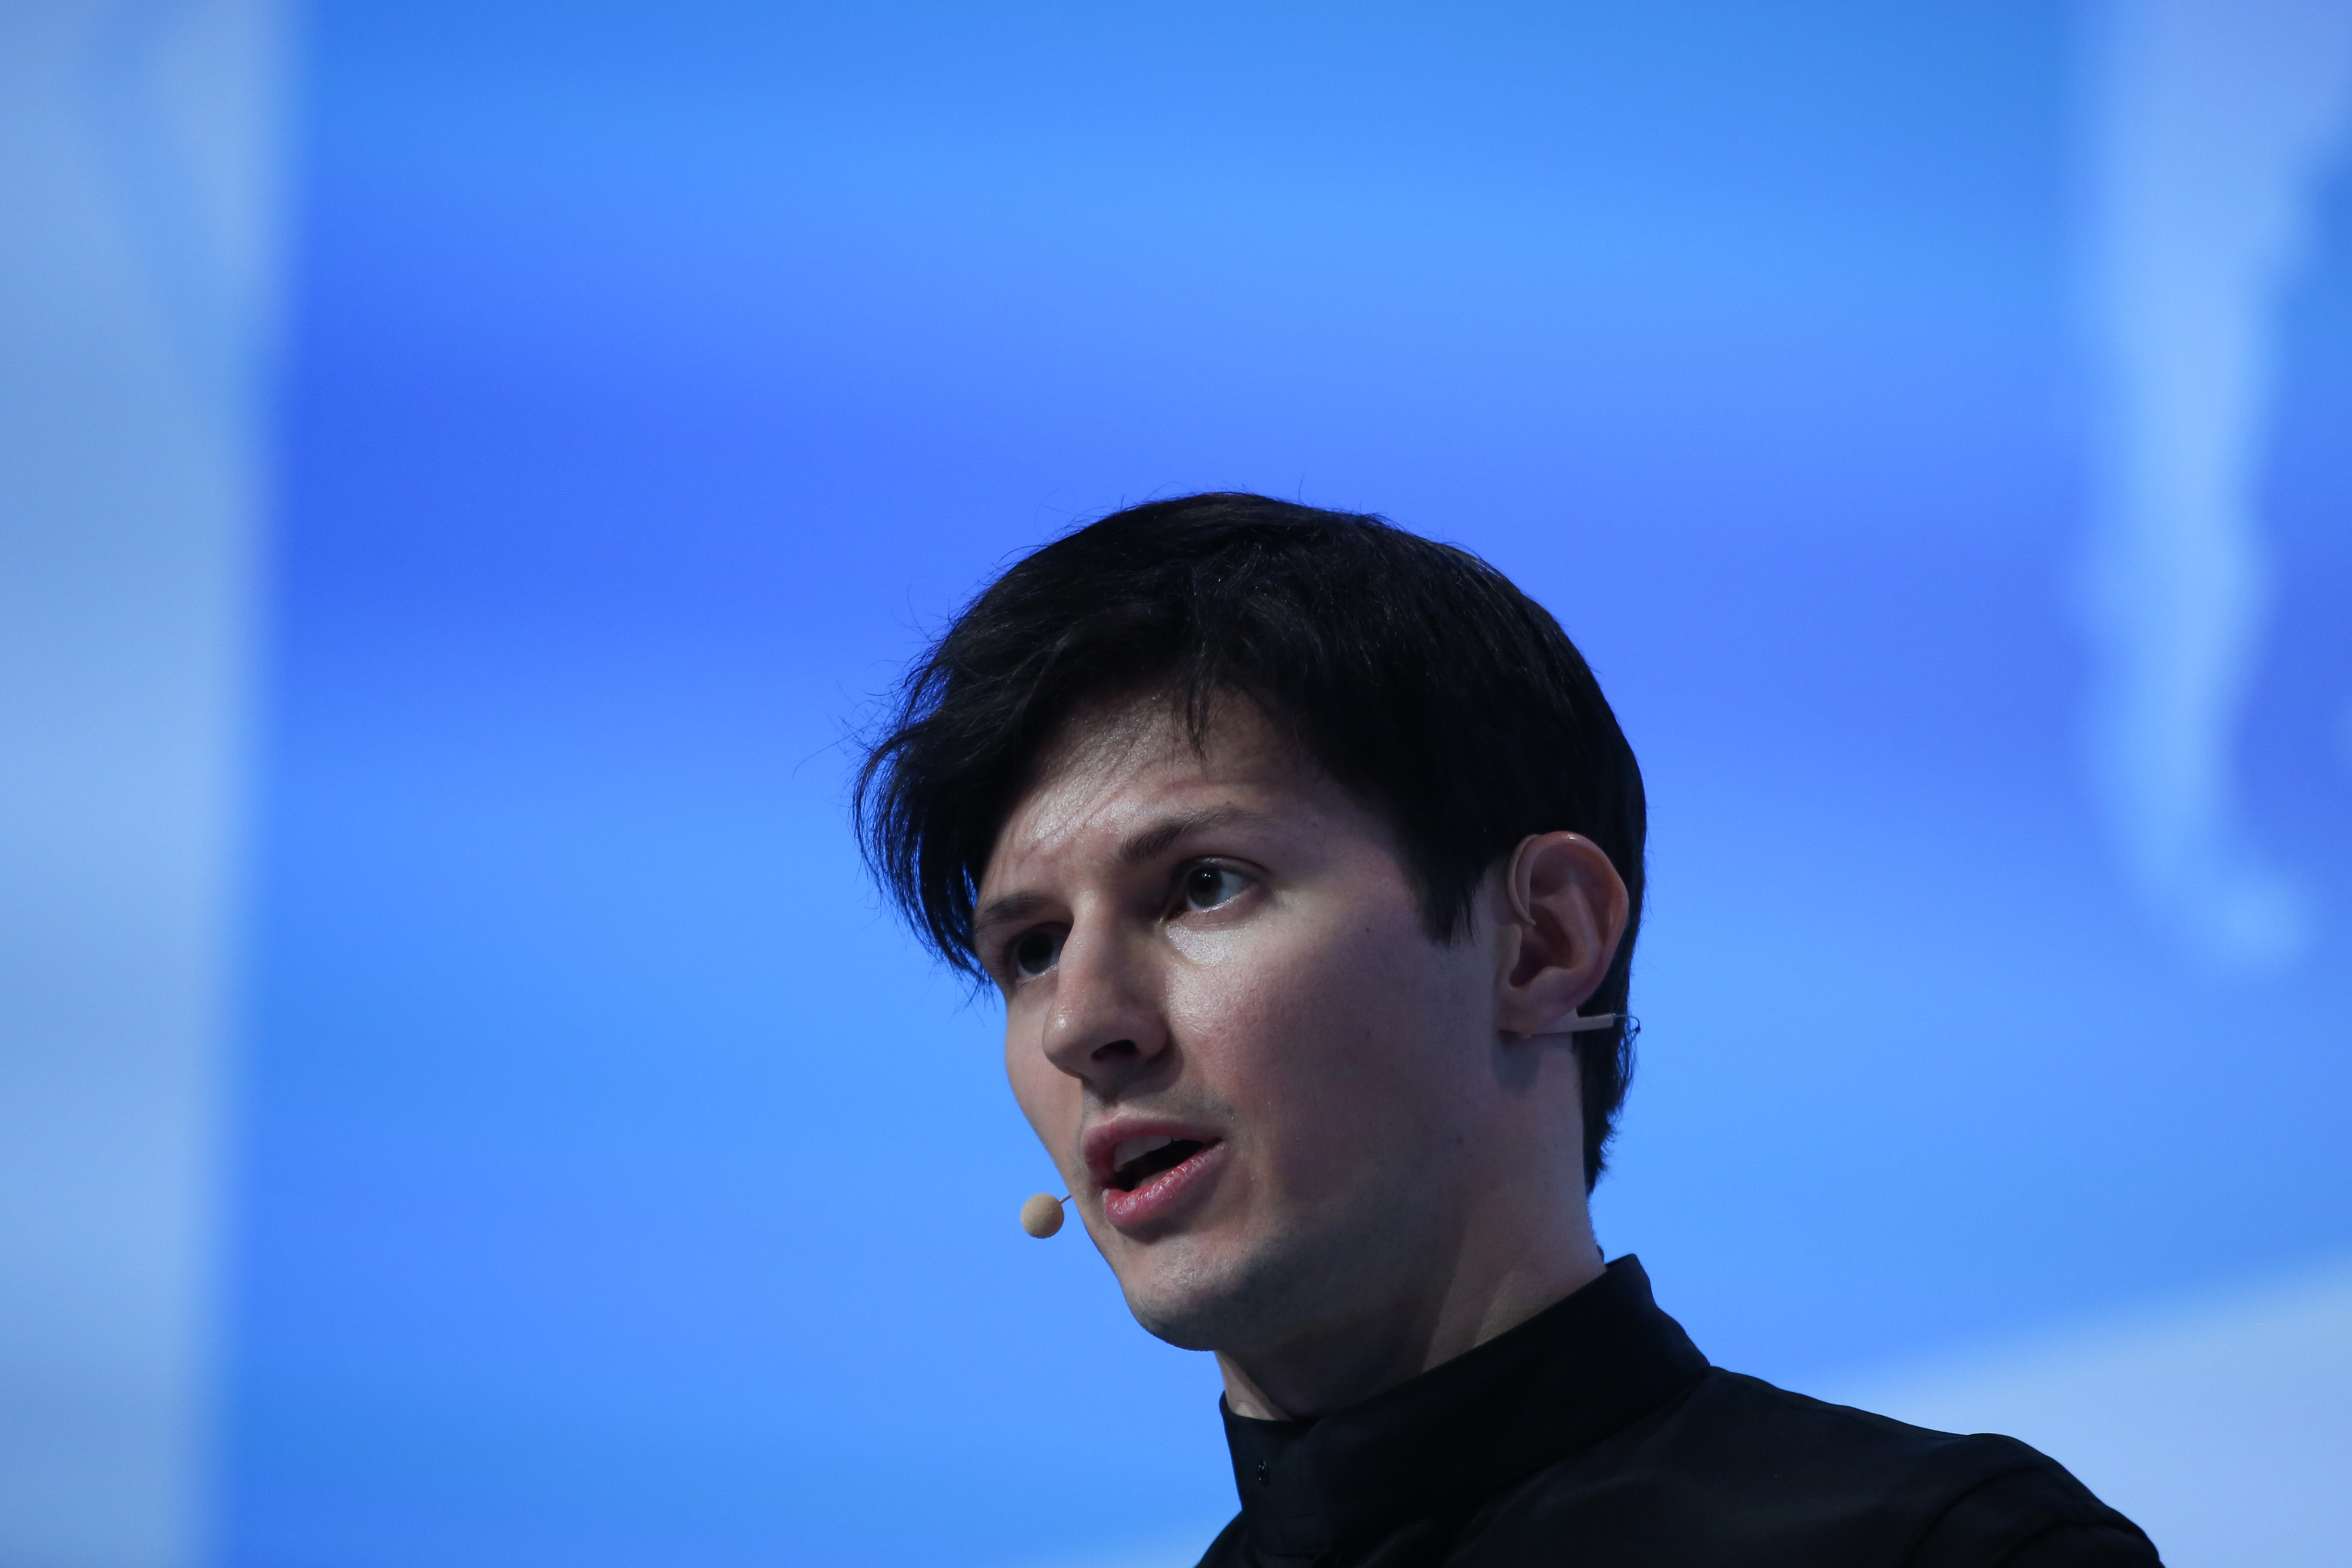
[1108,1134,1212,1192]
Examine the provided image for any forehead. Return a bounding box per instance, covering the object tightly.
[981,693,1317,885]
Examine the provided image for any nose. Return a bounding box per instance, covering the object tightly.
[1037,921,1170,1094]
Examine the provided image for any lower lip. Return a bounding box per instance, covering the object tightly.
[1101,1141,1227,1233]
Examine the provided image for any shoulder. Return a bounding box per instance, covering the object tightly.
[1691,1372,2157,1564]
[1460,1369,2159,1567]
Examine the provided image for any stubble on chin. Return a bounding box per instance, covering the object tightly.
[1120,1230,1303,1354]
[1115,1193,1417,1359]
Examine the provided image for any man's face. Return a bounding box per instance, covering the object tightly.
[975,692,1509,1358]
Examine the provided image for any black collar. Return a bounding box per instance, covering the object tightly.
[1219,1256,1708,1560]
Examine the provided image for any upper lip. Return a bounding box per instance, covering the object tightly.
[1081,1116,1222,1188]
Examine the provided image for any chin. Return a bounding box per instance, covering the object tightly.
[1114,1225,1342,1356]
[1121,1275,1258,1353]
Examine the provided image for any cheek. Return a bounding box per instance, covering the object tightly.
[1004,1016,1077,1151]
[1168,902,1447,1145]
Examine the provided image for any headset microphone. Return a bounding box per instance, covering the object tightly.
[1014,1015,1621,1238]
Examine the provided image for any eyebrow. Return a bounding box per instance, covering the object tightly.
[972,806,1269,939]
[971,890,1051,941]
[1116,805,1264,868]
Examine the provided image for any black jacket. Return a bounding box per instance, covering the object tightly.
[1200,1258,2160,1567]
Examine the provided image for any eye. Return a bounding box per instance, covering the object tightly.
[1009,929,1063,979]
[1180,862,1249,913]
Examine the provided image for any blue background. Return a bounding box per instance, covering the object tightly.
[225,4,2352,1564]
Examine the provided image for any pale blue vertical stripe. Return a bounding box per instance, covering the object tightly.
[0,1,284,1563]
[2079,0,2352,970]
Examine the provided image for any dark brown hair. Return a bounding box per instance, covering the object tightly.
[855,493,1646,1188]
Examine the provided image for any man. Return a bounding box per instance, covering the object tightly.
[855,494,2160,1567]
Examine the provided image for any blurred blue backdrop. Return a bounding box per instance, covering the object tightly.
[172,0,2352,1563]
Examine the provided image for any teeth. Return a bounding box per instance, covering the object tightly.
[1112,1134,1175,1171]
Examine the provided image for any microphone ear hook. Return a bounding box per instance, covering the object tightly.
[1019,1016,1636,1238]
[1528,1011,1621,1038]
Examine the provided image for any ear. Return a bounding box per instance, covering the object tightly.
[1491,832,1630,1038]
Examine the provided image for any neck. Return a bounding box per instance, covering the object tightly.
[1214,1199,1605,1422]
